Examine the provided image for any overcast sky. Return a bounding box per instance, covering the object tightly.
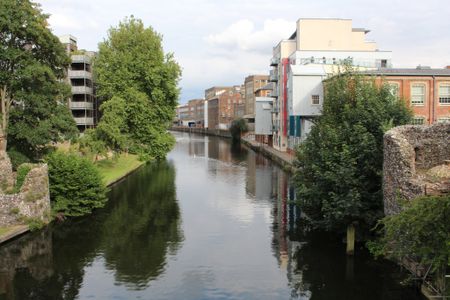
[37,0,450,104]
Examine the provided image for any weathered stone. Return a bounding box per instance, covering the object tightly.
[383,123,450,215]
[0,151,14,193]
[0,152,51,227]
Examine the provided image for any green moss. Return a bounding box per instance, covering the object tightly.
[13,164,33,193]
[9,207,20,215]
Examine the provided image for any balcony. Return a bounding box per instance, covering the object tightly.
[71,55,91,64]
[72,86,93,94]
[74,117,94,126]
[272,124,279,132]
[68,70,92,79]
[270,57,279,66]
[270,89,278,98]
[272,105,279,113]
[69,101,94,110]
[269,70,278,82]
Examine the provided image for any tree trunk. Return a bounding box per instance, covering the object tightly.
[346,223,355,256]
[0,85,9,152]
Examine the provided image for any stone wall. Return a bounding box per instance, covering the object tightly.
[383,123,450,215]
[0,152,51,226]
[0,152,14,193]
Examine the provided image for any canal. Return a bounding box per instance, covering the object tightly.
[0,132,424,299]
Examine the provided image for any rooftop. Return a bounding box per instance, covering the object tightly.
[361,68,450,76]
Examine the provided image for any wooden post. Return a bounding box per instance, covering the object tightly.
[346,223,355,256]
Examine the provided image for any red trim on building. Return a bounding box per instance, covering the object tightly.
[282,58,289,137]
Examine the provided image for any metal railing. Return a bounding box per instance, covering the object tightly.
[73,117,94,125]
[69,101,94,109]
[68,70,92,79]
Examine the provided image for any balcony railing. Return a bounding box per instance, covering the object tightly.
[68,70,92,79]
[269,70,278,82]
[71,55,91,64]
[270,57,279,66]
[73,117,94,126]
[270,89,279,98]
[72,86,93,94]
[69,101,94,110]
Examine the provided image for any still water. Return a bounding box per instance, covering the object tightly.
[0,132,423,300]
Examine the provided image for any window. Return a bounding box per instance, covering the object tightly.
[311,95,320,105]
[411,84,426,105]
[438,84,450,105]
[388,82,400,99]
[437,117,450,123]
[381,59,387,68]
[411,117,425,125]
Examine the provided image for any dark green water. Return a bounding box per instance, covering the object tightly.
[0,132,424,299]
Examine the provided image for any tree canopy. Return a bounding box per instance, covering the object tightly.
[0,0,78,157]
[94,16,181,160]
[294,68,412,234]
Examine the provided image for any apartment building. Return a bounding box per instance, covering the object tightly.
[206,86,242,129]
[270,18,392,152]
[364,67,450,124]
[59,35,97,132]
[244,75,270,117]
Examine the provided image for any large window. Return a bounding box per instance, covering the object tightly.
[438,84,450,105]
[437,117,450,123]
[411,83,426,105]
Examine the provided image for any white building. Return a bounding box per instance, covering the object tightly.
[270,18,392,152]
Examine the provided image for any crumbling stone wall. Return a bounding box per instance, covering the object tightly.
[0,152,14,193]
[383,123,450,215]
[0,152,51,226]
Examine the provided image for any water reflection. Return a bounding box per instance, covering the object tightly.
[0,160,181,300]
[0,132,423,300]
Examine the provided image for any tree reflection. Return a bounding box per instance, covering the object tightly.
[101,160,183,289]
[0,160,182,299]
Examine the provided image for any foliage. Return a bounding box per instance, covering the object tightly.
[47,152,108,217]
[369,195,450,272]
[229,118,248,141]
[93,16,181,160]
[13,164,33,193]
[0,0,78,156]
[294,67,412,234]
[7,148,31,170]
[79,129,108,162]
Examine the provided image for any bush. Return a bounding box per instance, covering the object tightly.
[7,148,31,171]
[229,118,248,141]
[47,152,108,217]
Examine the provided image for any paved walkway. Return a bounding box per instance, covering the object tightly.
[243,138,295,167]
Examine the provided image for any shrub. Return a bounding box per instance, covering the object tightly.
[229,118,248,141]
[47,152,108,217]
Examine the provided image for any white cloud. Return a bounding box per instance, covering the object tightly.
[206,19,295,53]
[48,13,83,30]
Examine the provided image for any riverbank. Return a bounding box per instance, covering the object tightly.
[96,153,145,186]
[0,154,145,245]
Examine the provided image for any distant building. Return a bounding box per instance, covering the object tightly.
[244,75,270,117]
[362,67,450,125]
[270,18,392,153]
[206,86,242,129]
[255,97,273,146]
[59,35,97,132]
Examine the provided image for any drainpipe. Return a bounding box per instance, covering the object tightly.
[432,75,436,124]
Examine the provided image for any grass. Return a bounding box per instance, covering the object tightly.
[95,154,145,186]
[0,227,10,236]
[0,225,26,238]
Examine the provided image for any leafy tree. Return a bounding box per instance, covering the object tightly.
[94,16,181,160]
[47,151,108,217]
[294,68,412,235]
[229,118,248,141]
[0,0,78,155]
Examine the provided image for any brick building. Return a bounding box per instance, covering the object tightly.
[206,86,242,129]
[365,67,450,125]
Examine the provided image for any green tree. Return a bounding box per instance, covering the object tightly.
[47,151,108,217]
[94,16,181,160]
[294,68,412,235]
[229,118,248,141]
[0,0,78,156]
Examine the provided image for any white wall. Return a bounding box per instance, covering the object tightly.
[255,97,273,135]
